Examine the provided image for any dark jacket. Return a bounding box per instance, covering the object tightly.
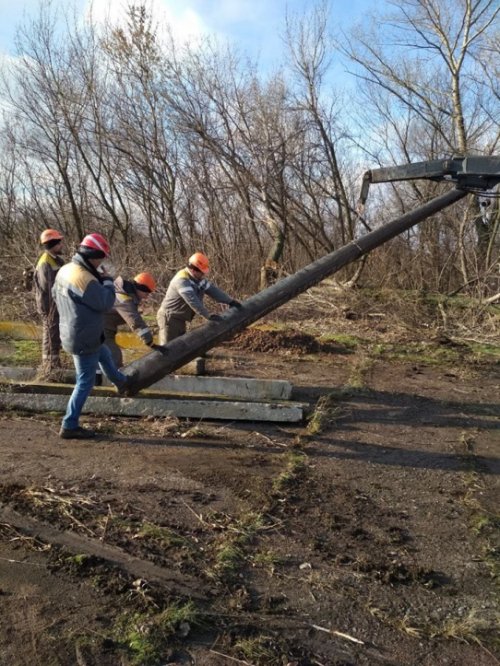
[104,276,151,342]
[33,251,64,315]
[52,253,115,355]
[158,268,232,321]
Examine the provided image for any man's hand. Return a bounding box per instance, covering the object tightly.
[151,343,168,355]
[229,300,242,309]
[209,313,223,322]
[140,328,154,346]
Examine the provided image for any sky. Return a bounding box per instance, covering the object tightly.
[0,0,374,71]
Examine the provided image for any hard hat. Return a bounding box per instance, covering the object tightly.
[79,233,110,257]
[40,229,63,244]
[188,252,209,274]
[133,272,156,293]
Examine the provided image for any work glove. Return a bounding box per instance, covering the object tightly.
[209,313,223,322]
[229,300,242,309]
[141,329,154,346]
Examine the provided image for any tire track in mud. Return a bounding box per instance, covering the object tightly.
[0,503,206,600]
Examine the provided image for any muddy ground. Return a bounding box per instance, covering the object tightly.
[0,322,499,666]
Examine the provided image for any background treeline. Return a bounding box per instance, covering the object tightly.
[0,0,498,300]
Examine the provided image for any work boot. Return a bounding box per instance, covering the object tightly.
[116,369,140,396]
[59,426,96,440]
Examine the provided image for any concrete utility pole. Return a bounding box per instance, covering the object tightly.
[121,188,467,395]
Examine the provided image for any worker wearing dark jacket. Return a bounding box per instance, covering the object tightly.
[156,252,241,344]
[104,272,156,367]
[53,233,137,439]
[34,229,65,376]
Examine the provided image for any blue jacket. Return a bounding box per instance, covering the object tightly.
[52,253,115,355]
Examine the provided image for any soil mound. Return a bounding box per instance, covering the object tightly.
[228,328,331,354]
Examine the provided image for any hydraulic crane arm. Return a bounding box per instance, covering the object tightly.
[359,155,500,207]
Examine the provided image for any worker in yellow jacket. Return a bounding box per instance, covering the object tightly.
[33,229,65,377]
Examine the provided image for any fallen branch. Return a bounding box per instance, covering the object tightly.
[311,624,365,645]
[483,292,500,305]
[180,499,210,527]
[0,556,44,566]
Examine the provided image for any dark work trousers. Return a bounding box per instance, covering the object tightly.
[157,312,187,345]
[103,329,124,368]
[40,308,61,370]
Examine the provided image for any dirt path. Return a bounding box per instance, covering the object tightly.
[0,341,498,665]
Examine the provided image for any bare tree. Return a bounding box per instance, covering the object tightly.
[340,0,500,291]
[101,6,187,262]
[285,1,356,243]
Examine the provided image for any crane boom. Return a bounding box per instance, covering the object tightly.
[359,155,500,207]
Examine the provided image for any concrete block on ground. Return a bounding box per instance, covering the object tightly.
[0,390,305,423]
[0,366,292,400]
[104,373,291,400]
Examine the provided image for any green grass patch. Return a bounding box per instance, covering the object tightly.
[234,635,288,665]
[65,553,90,567]
[468,342,500,360]
[215,542,244,574]
[210,511,265,578]
[116,602,199,665]
[134,522,190,548]
[347,354,375,388]
[252,549,282,570]
[0,339,40,366]
[318,332,362,349]
[470,513,499,534]
[272,451,308,493]
[307,393,342,435]
[250,321,291,332]
[371,341,464,365]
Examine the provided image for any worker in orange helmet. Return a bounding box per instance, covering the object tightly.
[157,252,241,344]
[34,229,65,378]
[104,272,157,367]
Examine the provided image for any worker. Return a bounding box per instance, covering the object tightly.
[157,252,242,344]
[33,229,65,377]
[104,272,156,367]
[53,233,137,439]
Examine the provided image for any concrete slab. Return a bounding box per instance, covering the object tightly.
[0,390,304,423]
[0,366,292,400]
[104,373,292,400]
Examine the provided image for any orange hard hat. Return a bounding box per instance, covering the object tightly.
[79,233,110,257]
[40,228,63,244]
[188,252,209,274]
[133,272,156,293]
